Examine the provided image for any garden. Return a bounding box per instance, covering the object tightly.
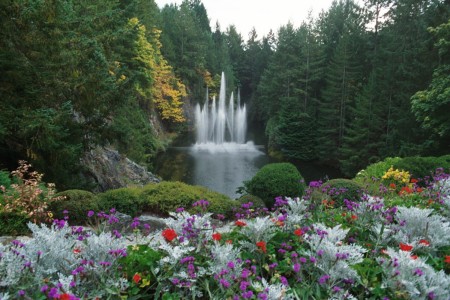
[1,157,450,299]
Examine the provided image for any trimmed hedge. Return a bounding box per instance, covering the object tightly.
[236,194,266,209]
[50,190,99,225]
[141,181,235,217]
[323,179,364,207]
[96,187,144,217]
[355,155,450,182]
[244,163,306,207]
[0,211,30,236]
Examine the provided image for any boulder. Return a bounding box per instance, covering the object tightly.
[81,147,160,192]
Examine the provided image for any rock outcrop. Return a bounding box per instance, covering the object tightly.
[81,147,160,192]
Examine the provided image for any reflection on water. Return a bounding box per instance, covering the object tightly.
[155,145,271,199]
[154,145,344,199]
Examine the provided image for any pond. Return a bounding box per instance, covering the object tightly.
[154,141,343,199]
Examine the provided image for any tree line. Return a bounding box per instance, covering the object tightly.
[1,0,449,189]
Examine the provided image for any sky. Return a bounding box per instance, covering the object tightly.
[154,0,337,39]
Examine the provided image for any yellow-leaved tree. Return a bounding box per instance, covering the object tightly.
[150,28,187,124]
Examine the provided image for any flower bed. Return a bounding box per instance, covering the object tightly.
[1,175,450,299]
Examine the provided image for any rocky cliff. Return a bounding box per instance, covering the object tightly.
[81,147,160,192]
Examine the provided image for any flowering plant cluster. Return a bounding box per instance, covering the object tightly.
[1,173,450,299]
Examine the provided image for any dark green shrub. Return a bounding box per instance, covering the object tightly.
[323,179,364,207]
[96,187,144,217]
[236,194,266,209]
[141,181,235,217]
[50,190,99,225]
[0,170,11,189]
[392,155,450,179]
[244,163,306,207]
[0,211,30,235]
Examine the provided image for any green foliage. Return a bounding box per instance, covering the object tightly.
[244,163,306,207]
[96,187,144,217]
[322,179,363,207]
[236,194,266,209]
[354,157,402,182]
[49,190,99,225]
[0,211,30,235]
[0,170,11,189]
[141,181,234,217]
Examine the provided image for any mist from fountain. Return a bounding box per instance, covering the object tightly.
[193,72,258,152]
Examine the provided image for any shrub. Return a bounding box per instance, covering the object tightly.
[392,155,450,180]
[355,157,402,182]
[0,211,30,235]
[96,187,144,217]
[244,163,306,207]
[141,181,235,217]
[1,161,61,223]
[236,194,266,209]
[322,179,364,207]
[49,190,99,225]
[0,170,11,189]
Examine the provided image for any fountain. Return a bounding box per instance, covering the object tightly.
[193,72,256,152]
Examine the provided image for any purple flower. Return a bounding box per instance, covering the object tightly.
[310,256,317,263]
[227,261,235,269]
[48,288,58,298]
[18,290,25,297]
[70,281,76,288]
[427,292,435,300]
[171,278,180,285]
[143,223,151,230]
[87,210,95,218]
[219,278,231,288]
[318,274,330,285]
[293,263,301,273]
[280,276,288,286]
[110,208,116,214]
[332,286,342,293]
[299,257,307,263]
[269,263,278,269]
[240,280,250,291]
[40,285,48,293]
[242,291,254,299]
[176,207,185,212]
[413,268,424,276]
[241,268,251,279]
[317,249,324,257]
[258,292,268,300]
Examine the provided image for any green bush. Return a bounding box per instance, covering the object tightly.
[0,211,30,235]
[96,187,144,217]
[392,155,450,179]
[0,170,11,189]
[236,194,266,209]
[141,181,235,217]
[244,163,306,207]
[49,190,99,225]
[322,179,364,207]
[354,157,402,182]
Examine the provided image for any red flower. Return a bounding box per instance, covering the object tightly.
[444,256,450,264]
[256,241,267,253]
[294,228,303,236]
[410,255,418,260]
[162,228,177,242]
[389,183,396,189]
[235,220,247,227]
[133,273,142,284]
[381,249,388,255]
[59,294,71,300]
[399,243,413,252]
[351,214,358,220]
[212,232,222,241]
[73,248,81,254]
[399,186,413,195]
[410,178,418,183]
[226,239,232,244]
[416,187,423,193]
[419,239,430,246]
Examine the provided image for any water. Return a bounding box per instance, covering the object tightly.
[155,144,271,199]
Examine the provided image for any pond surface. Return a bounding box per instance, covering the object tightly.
[154,142,343,199]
